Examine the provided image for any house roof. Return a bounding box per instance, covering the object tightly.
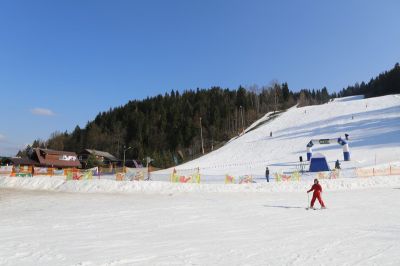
[34,148,81,168]
[8,157,39,166]
[80,149,119,162]
[38,149,77,156]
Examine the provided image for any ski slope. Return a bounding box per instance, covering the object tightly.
[162,94,400,176]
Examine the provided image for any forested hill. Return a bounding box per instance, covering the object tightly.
[20,63,399,168]
[21,84,329,168]
[336,63,400,98]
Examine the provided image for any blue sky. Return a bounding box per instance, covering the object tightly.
[0,0,399,156]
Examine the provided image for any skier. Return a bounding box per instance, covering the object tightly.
[265,167,270,182]
[307,179,326,209]
[335,159,341,169]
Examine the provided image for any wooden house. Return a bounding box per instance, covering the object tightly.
[31,148,81,168]
[78,149,119,168]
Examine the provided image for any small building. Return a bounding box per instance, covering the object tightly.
[31,148,81,168]
[2,157,39,176]
[78,149,119,168]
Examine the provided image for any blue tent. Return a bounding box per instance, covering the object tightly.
[309,153,330,172]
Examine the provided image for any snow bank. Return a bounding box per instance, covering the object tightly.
[1,175,400,194]
[332,95,365,102]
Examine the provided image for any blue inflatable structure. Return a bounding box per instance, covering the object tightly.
[309,153,330,172]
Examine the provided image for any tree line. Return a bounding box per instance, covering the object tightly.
[18,83,330,168]
[335,63,400,98]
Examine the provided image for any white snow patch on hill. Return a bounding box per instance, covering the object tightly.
[332,95,365,102]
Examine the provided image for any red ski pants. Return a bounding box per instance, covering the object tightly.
[311,192,325,208]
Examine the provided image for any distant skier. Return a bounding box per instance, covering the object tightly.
[270,131,272,137]
[265,167,270,182]
[335,159,341,169]
[307,179,326,209]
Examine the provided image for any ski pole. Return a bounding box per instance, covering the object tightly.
[307,193,310,208]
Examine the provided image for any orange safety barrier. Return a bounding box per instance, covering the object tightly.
[356,166,400,177]
[11,165,33,177]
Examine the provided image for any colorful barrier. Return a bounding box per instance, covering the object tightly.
[356,166,400,177]
[239,175,253,184]
[0,166,13,176]
[115,168,148,181]
[224,174,253,184]
[33,167,52,176]
[65,168,81,180]
[170,168,201,184]
[275,171,301,182]
[315,169,340,180]
[115,167,149,181]
[53,169,65,176]
[225,175,235,184]
[125,167,148,181]
[11,165,33,177]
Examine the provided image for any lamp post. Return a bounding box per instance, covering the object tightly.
[146,156,154,180]
[200,117,204,154]
[239,105,244,133]
[123,146,132,172]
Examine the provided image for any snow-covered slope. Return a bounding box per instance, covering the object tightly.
[161,94,400,175]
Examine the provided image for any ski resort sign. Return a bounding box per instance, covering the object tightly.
[59,155,77,161]
[318,139,330,145]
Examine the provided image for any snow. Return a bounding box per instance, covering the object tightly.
[1,175,400,194]
[332,95,365,102]
[1,177,400,265]
[1,94,400,265]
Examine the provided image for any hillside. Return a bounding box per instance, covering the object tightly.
[160,94,400,176]
[21,85,330,168]
[338,63,400,98]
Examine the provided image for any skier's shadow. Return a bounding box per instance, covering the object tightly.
[263,204,303,209]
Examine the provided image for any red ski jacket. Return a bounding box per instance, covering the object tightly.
[308,184,323,195]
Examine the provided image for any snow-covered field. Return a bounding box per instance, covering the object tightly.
[1,95,400,265]
[1,176,400,266]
